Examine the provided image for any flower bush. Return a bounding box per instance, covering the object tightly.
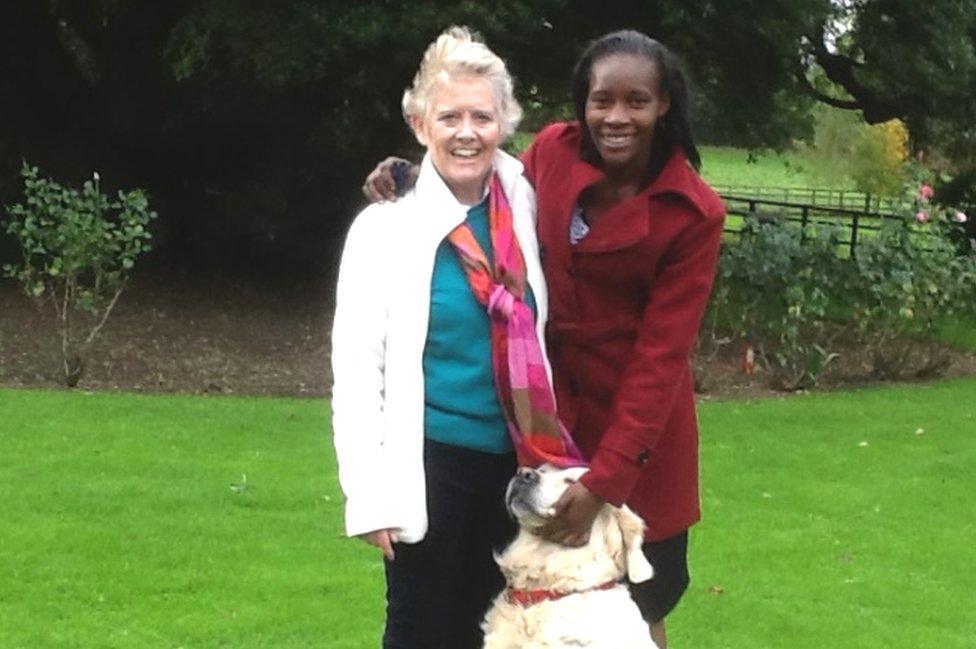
[706,168,976,390]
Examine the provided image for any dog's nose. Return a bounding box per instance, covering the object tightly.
[515,467,539,485]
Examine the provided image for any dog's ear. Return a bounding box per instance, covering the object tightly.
[615,505,654,584]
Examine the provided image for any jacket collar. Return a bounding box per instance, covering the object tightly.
[562,121,719,219]
[643,148,722,218]
[413,148,526,233]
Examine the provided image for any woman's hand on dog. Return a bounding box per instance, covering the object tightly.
[537,482,605,547]
[359,528,399,560]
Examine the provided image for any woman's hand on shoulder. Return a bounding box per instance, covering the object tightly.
[362,157,418,203]
[357,528,399,560]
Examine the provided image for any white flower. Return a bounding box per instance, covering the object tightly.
[93,171,100,182]
[953,210,968,223]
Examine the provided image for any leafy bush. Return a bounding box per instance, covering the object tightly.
[708,169,975,390]
[711,220,850,390]
[3,164,156,386]
[849,199,973,377]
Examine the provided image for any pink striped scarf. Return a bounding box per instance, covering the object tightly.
[447,173,586,468]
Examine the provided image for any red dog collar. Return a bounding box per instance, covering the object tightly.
[505,579,621,607]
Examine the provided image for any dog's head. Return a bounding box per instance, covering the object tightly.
[503,464,654,584]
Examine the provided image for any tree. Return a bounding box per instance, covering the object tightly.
[1,0,973,273]
[797,0,976,156]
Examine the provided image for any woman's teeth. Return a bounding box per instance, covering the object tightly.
[602,134,633,147]
[452,148,480,157]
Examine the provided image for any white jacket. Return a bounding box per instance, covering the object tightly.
[331,149,548,543]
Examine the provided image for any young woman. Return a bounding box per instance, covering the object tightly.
[361,30,725,648]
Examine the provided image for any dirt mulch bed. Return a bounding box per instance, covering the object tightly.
[0,273,334,397]
[2,275,974,399]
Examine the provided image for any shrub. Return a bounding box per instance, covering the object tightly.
[3,163,156,386]
[708,168,975,389]
[712,219,850,390]
[850,172,976,377]
[849,119,909,196]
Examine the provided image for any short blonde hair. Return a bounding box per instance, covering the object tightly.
[402,26,523,138]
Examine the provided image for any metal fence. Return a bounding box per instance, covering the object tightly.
[718,193,908,257]
[711,185,904,214]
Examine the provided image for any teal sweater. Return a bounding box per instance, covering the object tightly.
[422,199,536,453]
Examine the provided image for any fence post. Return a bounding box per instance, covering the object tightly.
[850,211,860,257]
[800,205,809,244]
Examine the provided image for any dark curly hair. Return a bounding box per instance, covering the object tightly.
[573,30,700,181]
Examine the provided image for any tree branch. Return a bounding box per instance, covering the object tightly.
[801,23,901,124]
[793,69,861,111]
[82,284,124,350]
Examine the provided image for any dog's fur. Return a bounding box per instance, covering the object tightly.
[482,465,659,649]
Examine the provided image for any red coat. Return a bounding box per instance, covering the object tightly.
[523,122,725,541]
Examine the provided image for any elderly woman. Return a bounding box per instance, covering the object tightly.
[331,26,565,649]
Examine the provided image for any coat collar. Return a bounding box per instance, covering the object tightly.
[413,148,526,234]
[554,123,722,253]
[561,121,721,220]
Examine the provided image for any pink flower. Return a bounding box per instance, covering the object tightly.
[915,210,929,223]
[953,210,968,223]
[918,184,934,201]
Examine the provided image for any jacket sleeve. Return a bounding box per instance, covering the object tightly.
[520,134,541,186]
[519,122,565,187]
[581,209,724,506]
[330,207,397,537]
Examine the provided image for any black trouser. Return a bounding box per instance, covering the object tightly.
[383,440,517,649]
[629,531,691,623]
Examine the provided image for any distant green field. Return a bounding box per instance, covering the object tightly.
[508,134,855,191]
[3,381,975,648]
[699,145,851,189]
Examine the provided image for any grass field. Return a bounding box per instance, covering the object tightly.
[2,382,975,648]
[699,146,853,189]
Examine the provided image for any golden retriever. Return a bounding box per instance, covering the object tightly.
[482,464,658,649]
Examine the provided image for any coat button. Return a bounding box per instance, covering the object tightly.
[637,449,650,465]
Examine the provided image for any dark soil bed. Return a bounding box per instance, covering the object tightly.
[2,274,973,400]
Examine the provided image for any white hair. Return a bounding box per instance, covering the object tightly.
[402,26,522,138]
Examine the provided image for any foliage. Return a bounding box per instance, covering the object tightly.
[709,168,975,389]
[2,163,155,386]
[2,0,976,271]
[712,220,849,390]
[805,105,908,195]
[849,173,975,376]
[798,0,976,157]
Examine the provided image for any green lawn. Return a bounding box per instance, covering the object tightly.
[2,382,974,647]
[699,145,839,188]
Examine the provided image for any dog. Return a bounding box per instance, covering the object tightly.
[482,464,659,649]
